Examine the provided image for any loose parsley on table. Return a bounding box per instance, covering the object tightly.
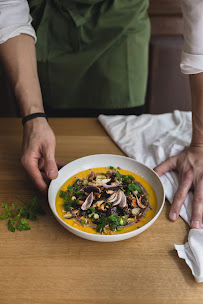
[0,196,45,232]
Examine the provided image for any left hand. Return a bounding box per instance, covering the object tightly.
[154,145,203,229]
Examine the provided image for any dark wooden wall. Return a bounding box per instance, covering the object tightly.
[147,0,191,114]
[0,0,191,117]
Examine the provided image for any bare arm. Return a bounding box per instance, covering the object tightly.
[0,34,61,193]
[0,34,44,116]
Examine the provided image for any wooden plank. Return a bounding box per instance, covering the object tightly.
[0,118,202,304]
[149,0,182,16]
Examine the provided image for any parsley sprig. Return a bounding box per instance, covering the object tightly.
[0,196,45,232]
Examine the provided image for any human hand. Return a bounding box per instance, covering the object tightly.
[154,145,203,229]
[21,118,65,194]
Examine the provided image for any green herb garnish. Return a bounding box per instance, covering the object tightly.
[128,183,143,194]
[0,196,45,232]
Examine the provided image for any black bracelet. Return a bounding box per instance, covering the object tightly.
[22,112,48,126]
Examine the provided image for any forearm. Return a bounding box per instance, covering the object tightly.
[0,34,44,117]
[189,73,203,145]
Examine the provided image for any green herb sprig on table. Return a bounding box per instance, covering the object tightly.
[0,196,45,232]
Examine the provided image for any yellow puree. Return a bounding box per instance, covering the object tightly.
[55,167,157,235]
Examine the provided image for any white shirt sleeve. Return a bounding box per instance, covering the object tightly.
[0,0,36,44]
[180,0,203,74]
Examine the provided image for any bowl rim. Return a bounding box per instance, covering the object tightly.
[48,154,165,240]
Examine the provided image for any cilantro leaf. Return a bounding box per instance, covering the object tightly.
[128,183,143,194]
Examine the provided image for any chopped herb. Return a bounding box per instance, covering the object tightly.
[81,220,85,225]
[128,183,143,194]
[0,196,45,232]
[87,207,96,213]
[110,223,116,230]
[108,214,121,226]
[116,171,122,180]
[109,166,114,170]
[59,190,69,200]
[96,216,108,232]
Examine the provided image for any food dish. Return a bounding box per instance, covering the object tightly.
[48,154,165,242]
[55,167,157,235]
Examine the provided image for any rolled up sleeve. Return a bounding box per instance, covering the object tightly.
[180,0,203,74]
[0,0,36,44]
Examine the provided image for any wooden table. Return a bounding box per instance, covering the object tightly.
[0,118,202,304]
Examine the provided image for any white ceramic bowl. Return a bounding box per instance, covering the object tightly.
[48,154,165,242]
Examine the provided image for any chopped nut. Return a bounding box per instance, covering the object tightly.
[97,203,107,212]
[106,190,114,194]
[63,211,73,219]
[95,192,101,198]
[131,199,138,208]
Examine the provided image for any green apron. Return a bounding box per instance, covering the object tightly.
[28,0,150,110]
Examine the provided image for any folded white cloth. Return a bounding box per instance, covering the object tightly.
[99,110,203,282]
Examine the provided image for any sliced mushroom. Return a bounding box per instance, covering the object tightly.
[88,171,96,181]
[95,178,111,186]
[106,191,118,203]
[102,182,122,189]
[81,192,94,210]
[92,200,105,208]
[136,195,147,209]
[112,190,122,207]
[107,190,127,208]
[118,191,127,208]
[63,211,74,219]
[71,209,80,217]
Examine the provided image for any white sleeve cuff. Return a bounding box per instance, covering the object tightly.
[180,51,203,74]
[0,21,37,44]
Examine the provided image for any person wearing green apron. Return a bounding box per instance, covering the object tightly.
[28,0,150,116]
[1,0,203,229]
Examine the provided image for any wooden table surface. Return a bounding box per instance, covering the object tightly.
[0,118,202,304]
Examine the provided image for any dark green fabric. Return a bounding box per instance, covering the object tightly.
[28,0,150,110]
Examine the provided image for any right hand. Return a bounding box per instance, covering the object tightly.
[21,118,65,194]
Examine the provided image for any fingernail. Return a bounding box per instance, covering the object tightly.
[191,220,200,229]
[48,170,57,178]
[170,212,177,221]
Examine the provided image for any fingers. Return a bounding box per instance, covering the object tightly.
[169,171,193,222]
[21,154,48,193]
[191,177,203,229]
[43,149,58,180]
[154,156,177,177]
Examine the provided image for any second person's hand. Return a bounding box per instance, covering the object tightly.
[154,145,203,229]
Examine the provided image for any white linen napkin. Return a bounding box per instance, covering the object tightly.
[98,110,203,282]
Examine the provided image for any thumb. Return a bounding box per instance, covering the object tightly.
[154,156,176,177]
[44,149,58,180]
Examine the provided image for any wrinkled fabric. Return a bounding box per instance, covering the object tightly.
[28,0,150,110]
[98,111,203,283]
